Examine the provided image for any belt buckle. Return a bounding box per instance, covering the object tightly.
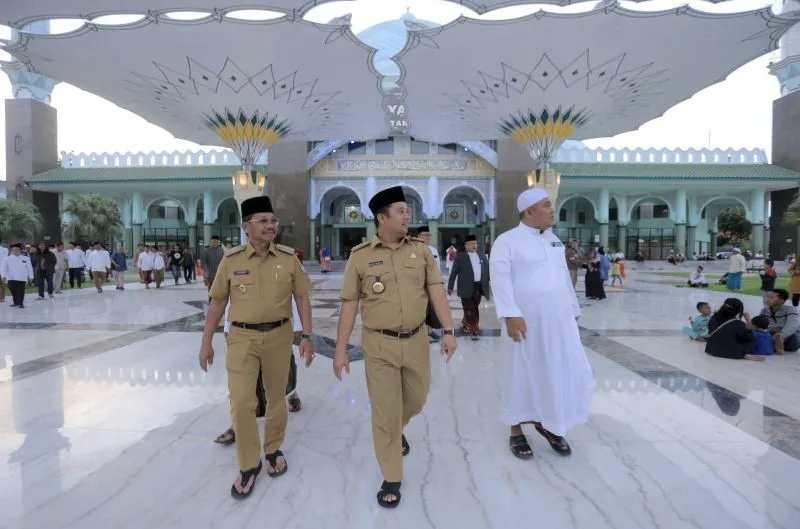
[398,330,411,339]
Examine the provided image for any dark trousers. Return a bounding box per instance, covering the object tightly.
[255,353,298,416]
[792,294,800,307]
[8,280,26,306]
[68,267,83,288]
[36,272,54,297]
[183,265,192,282]
[171,264,181,283]
[460,282,484,333]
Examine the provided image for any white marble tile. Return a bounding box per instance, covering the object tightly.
[0,330,130,370]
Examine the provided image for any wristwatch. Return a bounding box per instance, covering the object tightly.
[301,333,313,340]
[442,329,455,336]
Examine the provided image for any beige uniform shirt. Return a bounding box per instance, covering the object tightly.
[209,242,312,324]
[339,236,443,330]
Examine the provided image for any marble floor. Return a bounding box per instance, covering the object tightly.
[1,269,799,529]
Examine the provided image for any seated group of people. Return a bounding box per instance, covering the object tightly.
[681,288,800,360]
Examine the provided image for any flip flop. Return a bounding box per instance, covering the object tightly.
[533,423,572,456]
[509,434,533,459]
[230,460,262,500]
[265,450,288,478]
[213,427,235,446]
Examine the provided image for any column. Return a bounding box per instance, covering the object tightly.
[188,225,197,251]
[675,224,687,255]
[617,224,628,255]
[489,219,496,246]
[309,218,316,256]
[203,224,213,246]
[686,225,697,256]
[131,191,143,248]
[366,221,376,241]
[599,223,609,249]
[428,219,440,249]
[709,231,718,255]
[751,224,765,254]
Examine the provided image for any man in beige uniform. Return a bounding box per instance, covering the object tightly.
[334,186,458,509]
[199,195,314,500]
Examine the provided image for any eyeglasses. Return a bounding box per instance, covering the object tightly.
[248,218,280,227]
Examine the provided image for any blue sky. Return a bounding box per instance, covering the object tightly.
[0,0,783,179]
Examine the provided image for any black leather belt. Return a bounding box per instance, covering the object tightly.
[231,319,288,332]
[377,323,424,339]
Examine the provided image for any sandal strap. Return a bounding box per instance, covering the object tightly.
[380,480,401,495]
[265,450,284,465]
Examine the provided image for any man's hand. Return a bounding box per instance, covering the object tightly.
[333,347,350,380]
[440,334,457,362]
[298,336,315,368]
[199,342,214,372]
[506,317,527,342]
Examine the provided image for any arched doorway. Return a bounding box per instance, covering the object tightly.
[319,187,365,259]
[627,197,673,260]
[554,196,596,247]
[213,197,242,245]
[439,186,486,254]
[400,186,425,232]
[700,197,751,257]
[142,198,189,249]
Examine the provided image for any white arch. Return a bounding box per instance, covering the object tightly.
[627,195,675,222]
[143,196,188,219]
[557,194,598,219]
[698,195,750,217]
[441,183,488,209]
[315,185,363,220]
[214,196,237,220]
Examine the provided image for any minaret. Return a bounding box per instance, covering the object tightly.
[769,0,800,94]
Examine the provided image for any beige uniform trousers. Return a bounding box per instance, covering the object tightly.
[363,327,431,483]
[226,322,293,471]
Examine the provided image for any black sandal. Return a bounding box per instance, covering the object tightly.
[230,460,262,500]
[265,450,288,478]
[533,423,572,456]
[288,394,302,413]
[213,427,235,445]
[402,435,410,457]
[377,480,401,508]
[509,434,533,459]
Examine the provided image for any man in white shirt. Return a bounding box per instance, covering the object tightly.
[687,266,709,288]
[66,242,86,288]
[1,243,34,308]
[137,246,155,288]
[0,238,8,303]
[415,226,440,263]
[85,241,111,293]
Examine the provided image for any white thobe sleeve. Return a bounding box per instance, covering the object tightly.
[223,300,231,334]
[291,297,302,332]
[489,237,523,319]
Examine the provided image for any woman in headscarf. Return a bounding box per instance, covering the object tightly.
[705,298,763,361]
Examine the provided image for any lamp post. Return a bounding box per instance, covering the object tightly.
[500,106,590,206]
[202,108,291,245]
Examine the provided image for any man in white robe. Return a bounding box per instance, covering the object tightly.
[489,187,594,459]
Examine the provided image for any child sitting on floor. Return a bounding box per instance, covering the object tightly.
[750,315,774,356]
[682,301,712,341]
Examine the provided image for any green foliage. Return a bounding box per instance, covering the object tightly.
[0,199,44,242]
[716,206,751,246]
[783,192,800,226]
[63,194,123,244]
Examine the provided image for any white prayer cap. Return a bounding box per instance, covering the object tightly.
[516,187,549,212]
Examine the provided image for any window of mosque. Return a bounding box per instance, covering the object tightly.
[148,205,185,220]
[654,204,669,218]
[609,208,618,221]
[578,212,586,225]
[410,138,429,154]
[559,208,568,222]
[374,138,394,154]
[342,203,363,224]
[438,143,458,155]
[348,141,367,154]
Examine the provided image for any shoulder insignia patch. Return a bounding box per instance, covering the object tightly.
[225,245,245,257]
[408,237,424,243]
[275,244,295,255]
[351,241,370,253]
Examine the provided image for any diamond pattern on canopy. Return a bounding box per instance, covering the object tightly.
[443,0,738,13]
[0,1,335,26]
[395,4,795,144]
[4,15,389,144]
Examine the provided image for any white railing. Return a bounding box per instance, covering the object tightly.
[553,146,767,164]
[59,149,256,168]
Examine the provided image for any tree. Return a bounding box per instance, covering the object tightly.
[716,206,751,247]
[0,199,44,242]
[63,194,123,244]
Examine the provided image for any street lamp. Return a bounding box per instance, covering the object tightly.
[500,106,590,206]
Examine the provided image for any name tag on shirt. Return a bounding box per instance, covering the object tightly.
[233,270,250,276]
[551,241,564,247]
[368,261,384,267]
